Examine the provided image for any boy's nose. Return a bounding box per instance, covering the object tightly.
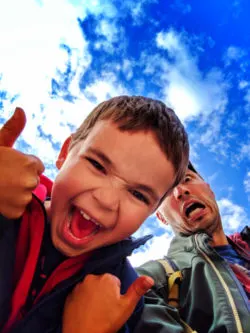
[92,187,119,212]
[173,185,190,200]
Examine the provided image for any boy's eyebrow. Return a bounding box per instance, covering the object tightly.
[132,183,159,202]
[88,147,159,202]
[88,148,113,166]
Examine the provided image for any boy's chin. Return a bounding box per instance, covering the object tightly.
[53,241,88,257]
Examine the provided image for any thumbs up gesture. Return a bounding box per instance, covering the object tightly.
[0,107,44,219]
[63,273,154,333]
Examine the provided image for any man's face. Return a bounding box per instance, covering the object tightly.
[48,119,175,257]
[158,170,221,235]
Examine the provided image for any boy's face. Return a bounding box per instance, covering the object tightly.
[48,119,175,257]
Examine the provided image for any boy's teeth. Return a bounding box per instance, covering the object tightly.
[80,210,101,227]
[80,210,91,220]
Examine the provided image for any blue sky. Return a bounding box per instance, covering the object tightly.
[0,0,250,265]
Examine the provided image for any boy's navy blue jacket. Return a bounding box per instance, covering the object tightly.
[0,176,150,333]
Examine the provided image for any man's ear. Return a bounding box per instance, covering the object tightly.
[156,211,168,225]
[206,183,216,199]
[56,136,72,170]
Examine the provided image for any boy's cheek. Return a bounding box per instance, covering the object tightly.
[119,219,147,240]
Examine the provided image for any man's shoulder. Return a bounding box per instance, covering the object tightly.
[136,233,211,279]
[240,226,250,243]
[228,226,250,252]
[136,258,177,288]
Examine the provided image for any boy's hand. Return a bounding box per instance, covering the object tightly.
[0,107,44,219]
[63,273,154,333]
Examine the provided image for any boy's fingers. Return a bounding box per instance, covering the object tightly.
[0,107,26,147]
[123,276,154,309]
[29,154,45,175]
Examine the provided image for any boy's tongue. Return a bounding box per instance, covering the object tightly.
[70,208,97,238]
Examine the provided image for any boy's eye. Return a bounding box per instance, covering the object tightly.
[87,158,106,173]
[130,190,149,205]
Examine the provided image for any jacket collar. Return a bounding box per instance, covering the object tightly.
[84,234,152,272]
[168,228,249,263]
[167,232,213,268]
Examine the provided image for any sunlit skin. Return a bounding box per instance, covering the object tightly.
[157,170,228,246]
[46,120,176,257]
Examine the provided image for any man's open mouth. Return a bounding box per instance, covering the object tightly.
[184,202,206,219]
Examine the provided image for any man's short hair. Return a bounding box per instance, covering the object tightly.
[188,161,198,174]
[188,161,204,180]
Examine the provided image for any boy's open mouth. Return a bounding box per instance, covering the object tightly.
[63,206,102,246]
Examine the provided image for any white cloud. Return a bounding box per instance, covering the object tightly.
[79,0,118,19]
[238,80,249,90]
[232,140,250,165]
[122,0,157,25]
[171,0,192,14]
[207,171,219,186]
[244,89,250,108]
[223,46,246,67]
[0,0,89,103]
[122,60,134,80]
[0,0,98,167]
[0,0,150,181]
[96,20,118,42]
[84,72,128,103]
[198,116,220,145]
[239,143,250,161]
[1,95,96,177]
[129,232,173,267]
[217,198,249,232]
[155,29,228,123]
[244,171,250,192]
[244,171,250,201]
[130,3,144,23]
[152,29,238,160]
[156,30,184,55]
[95,19,123,52]
[129,214,174,266]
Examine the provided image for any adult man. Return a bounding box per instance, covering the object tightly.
[135,163,250,333]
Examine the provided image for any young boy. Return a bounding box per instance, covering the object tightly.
[0,96,189,333]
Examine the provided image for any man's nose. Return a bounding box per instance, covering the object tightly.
[173,185,190,200]
[92,187,119,212]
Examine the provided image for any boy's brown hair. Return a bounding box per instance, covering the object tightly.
[70,95,189,193]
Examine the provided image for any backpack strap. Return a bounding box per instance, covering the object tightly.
[157,258,198,333]
[157,259,182,308]
[137,259,169,302]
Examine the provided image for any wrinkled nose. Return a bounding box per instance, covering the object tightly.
[92,187,119,211]
[173,185,190,200]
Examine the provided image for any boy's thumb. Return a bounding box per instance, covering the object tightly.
[123,276,154,312]
[0,107,26,147]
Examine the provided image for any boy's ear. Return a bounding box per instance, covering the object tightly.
[56,136,72,170]
[156,211,168,225]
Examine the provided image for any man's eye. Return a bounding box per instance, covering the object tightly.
[130,190,149,204]
[184,176,191,183]
[87,158,106,173]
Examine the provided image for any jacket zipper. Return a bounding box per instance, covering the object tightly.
[194,234,243,333]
